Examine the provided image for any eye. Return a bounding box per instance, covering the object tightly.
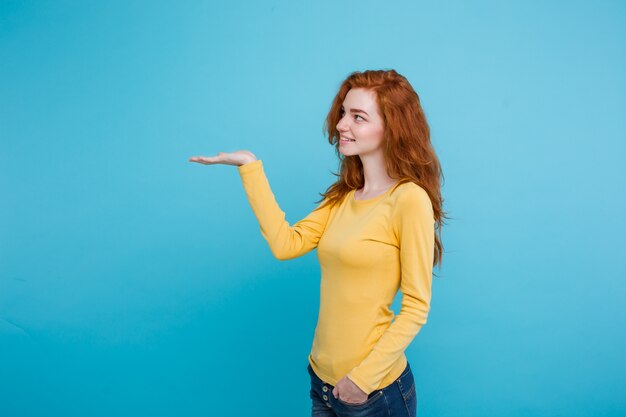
[339,109,365,121]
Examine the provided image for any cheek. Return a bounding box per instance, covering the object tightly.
[359,124,385,142]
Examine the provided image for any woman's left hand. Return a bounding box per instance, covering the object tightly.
[332,375,368,404]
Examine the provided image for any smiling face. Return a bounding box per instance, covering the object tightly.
[336,88,386,157]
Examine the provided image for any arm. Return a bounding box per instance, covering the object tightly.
[238,159,332,260]
[346,185,435,394]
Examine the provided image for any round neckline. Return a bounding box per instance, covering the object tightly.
[351,181,401,203]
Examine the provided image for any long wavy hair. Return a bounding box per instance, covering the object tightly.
[315,69,448,269]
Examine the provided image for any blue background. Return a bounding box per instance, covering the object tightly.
[1,1,625,416]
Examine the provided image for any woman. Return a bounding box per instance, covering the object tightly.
[189,69,446,417]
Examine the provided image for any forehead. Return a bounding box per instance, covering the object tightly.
[341,88,379,115]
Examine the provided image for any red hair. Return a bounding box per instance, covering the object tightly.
[316,69,448,268]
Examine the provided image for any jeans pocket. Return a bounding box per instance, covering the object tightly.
[397,365,416,402]
[400,380,415,402]
[336,389,384,409]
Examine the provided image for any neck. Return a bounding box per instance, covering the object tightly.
[358,153,398,191]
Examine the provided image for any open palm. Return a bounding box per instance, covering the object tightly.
[188,150,257,167]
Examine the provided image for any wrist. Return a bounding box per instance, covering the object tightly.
[239,158,257,166]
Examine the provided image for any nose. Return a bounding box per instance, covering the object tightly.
[336,114,349,132]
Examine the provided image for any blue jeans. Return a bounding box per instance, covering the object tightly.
[308,362,417,417]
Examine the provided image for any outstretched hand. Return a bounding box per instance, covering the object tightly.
[332,375,369,405]
[189,150,257,167]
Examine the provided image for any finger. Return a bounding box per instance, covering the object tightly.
[332,387,338,398]
[190,156,216,164]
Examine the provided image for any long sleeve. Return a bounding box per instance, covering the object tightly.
[237,159,332,260]
[346,185,435,394]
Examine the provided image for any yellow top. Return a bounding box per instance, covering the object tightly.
[237,159,435,395]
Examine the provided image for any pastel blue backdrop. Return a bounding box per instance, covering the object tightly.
[1,1,624,416]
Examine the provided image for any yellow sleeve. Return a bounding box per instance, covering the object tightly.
[346,185,435,394]
[238,159,332,260]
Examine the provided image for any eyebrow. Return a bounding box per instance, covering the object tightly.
[341,106,369,117]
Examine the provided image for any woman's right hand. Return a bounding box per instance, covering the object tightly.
[188,150,257,167]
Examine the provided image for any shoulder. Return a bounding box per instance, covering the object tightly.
[393,182,432,211]
[390,182,435,229]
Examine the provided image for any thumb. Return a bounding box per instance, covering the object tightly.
[332,386,338,399]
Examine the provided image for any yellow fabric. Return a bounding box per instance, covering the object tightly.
[237,159,435,395]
